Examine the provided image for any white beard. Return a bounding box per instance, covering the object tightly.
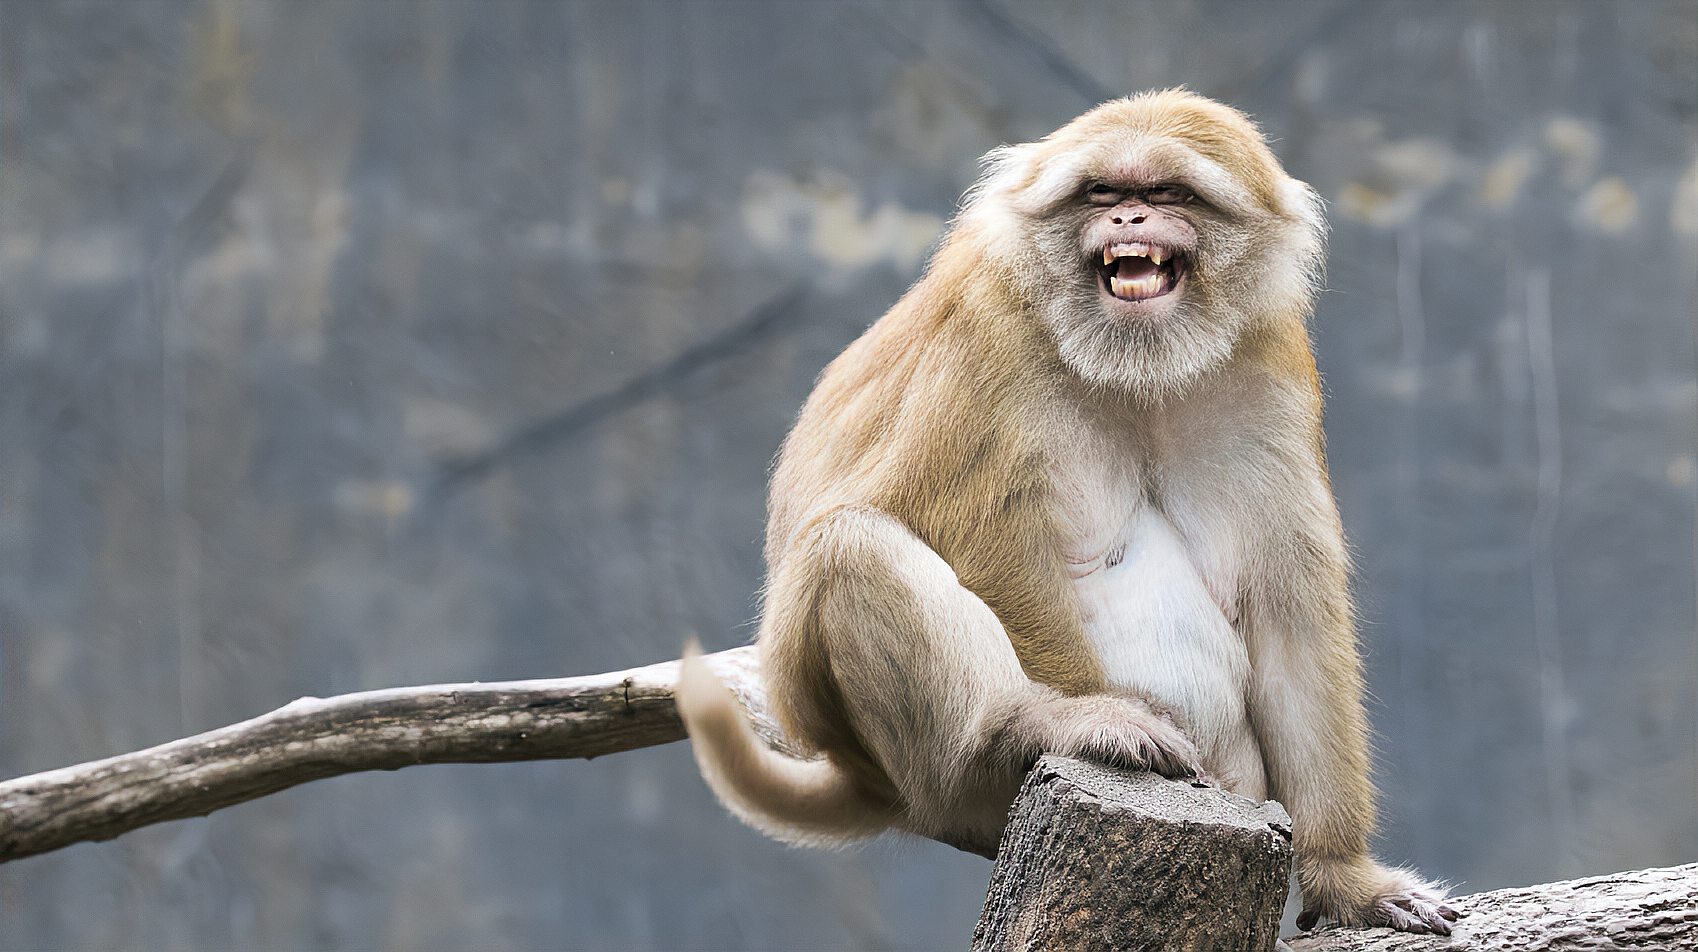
[1041,295,1247,399]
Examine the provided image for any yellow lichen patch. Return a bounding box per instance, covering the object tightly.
[741,170,944,274]
[1330,132,1457,228]
[1668,455,1696,489]
[1336,181,1415,228]
[1374,138,1456,191]
[185,0,255,134]
[335,480,415,522]
[1574,177,1639,234]
[1479,148,1538,210]
[1544,117,1600,187]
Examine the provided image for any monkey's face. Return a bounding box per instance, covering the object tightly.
[1081,183,1199,316]
[964,91,1324,397]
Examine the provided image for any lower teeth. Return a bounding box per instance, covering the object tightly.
[1111,276,1165,299]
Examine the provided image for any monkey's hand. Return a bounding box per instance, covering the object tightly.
[1026,693,1202,780]
[1296,857,1461,935]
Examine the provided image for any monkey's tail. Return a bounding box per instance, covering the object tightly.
[675,643,892,847]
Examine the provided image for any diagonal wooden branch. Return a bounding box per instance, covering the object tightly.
[0,647,779,864]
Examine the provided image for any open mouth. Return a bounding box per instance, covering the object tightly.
[1097,242,1187,303]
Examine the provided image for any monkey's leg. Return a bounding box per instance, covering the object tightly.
[1209,724,1268,801]
[792,506,1199,846]
[1244,535,1460,934]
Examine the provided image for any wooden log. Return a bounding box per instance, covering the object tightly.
[0,647,779,864]
[973,755,1294,952]
[1288,863,1698,951]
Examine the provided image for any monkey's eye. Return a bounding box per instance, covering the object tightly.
[1085,183,1123,205]
[1145,184,1194,205]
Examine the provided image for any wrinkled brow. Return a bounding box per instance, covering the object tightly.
[1017,135,1262,218]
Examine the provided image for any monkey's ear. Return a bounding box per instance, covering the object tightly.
[1277,177,1328,235]
[966,143,1042,211]
[966,142,1088,224]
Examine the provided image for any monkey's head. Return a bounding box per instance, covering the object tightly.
[961,89,1325,396]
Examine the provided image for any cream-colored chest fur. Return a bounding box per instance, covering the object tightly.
[1048,393,1269,792]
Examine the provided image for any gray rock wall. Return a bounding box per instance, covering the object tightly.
[1,1,1693,948]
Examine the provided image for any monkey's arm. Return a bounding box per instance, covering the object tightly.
[1243,485,1459,935]
[753,505,1198,851]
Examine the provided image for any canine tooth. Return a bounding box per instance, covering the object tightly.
[1104,247,1116,266]
[1150,248,1165,265]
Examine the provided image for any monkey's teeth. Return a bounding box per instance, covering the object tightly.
[1104,242,1174,266]
[1109,273,1169,300]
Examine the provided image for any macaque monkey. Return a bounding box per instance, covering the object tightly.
[677,89,1458,934]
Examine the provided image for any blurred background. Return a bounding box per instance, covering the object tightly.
[1,0,1694,948]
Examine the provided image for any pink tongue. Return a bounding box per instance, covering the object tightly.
[1116,257,1158,280]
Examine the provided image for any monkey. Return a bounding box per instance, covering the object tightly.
[676,89,1459,935]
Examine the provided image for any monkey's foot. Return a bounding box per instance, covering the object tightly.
[1298,862,1462,935]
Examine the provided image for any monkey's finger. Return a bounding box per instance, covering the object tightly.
[1412,902,1454,935]
[1375,900,1430,934]
[1154,749,1197,775]
[1149,750,1203,780]
[1410,883,1463,919]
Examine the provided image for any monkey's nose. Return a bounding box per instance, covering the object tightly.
[1112,212,1147,225]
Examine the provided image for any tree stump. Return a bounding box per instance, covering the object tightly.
[973,756,1294,952]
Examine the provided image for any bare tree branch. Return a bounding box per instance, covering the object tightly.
[6,648,1695,952]
[1287,863,1698,951]
[0,647,778,864]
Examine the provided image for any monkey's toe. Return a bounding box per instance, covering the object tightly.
[1374,883,1459,935]
[1375,895,1450,935]
[1301,869,1460,935]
